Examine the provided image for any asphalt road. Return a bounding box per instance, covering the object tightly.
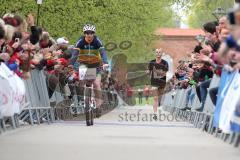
[0,105,239,160]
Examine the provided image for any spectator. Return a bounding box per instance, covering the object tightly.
[137,88,143,104]
[26,14,42,45]
[0,23,6,53]
[203,21,221,52]
[39,32,54,49]
[126,85,134,105]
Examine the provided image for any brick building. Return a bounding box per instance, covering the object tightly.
[154,28,204,70]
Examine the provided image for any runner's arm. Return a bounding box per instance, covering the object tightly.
[147,61,153,75]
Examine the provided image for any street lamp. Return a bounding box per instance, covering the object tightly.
[36,0,43,26]
[212,7,226,20]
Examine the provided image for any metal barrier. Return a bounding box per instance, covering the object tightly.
[161,76,240,148]
[0,69,55,133]
[201,75,220,114]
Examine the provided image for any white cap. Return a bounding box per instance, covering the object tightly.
[56,37,69,45]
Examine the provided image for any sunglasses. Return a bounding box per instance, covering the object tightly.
[84,31,95,35]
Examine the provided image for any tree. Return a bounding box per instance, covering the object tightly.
[187,0,235,28]
[0,0,179,62]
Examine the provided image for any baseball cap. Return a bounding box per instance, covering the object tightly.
[56,37,69,45]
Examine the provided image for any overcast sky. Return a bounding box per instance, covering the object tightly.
[172,3,189,29]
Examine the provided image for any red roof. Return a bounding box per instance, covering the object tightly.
[155,28,204,37]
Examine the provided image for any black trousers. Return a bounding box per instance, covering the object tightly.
[209,87,218,106]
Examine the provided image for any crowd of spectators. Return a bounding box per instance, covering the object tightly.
[0,13,115,106]
[168,3,240,112]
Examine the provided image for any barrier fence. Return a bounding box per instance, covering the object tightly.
[161,72,240,148]
[0,62,118,133]
[0,63,55,133]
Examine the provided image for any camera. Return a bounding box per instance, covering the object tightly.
[195,35,210,46]
[15,38,20,43]
[188,63,193,68]
[228,3,240,25]
[228,11,235,25]
[195,35,204,43]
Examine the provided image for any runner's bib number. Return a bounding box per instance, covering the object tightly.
[79,66,97,80]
